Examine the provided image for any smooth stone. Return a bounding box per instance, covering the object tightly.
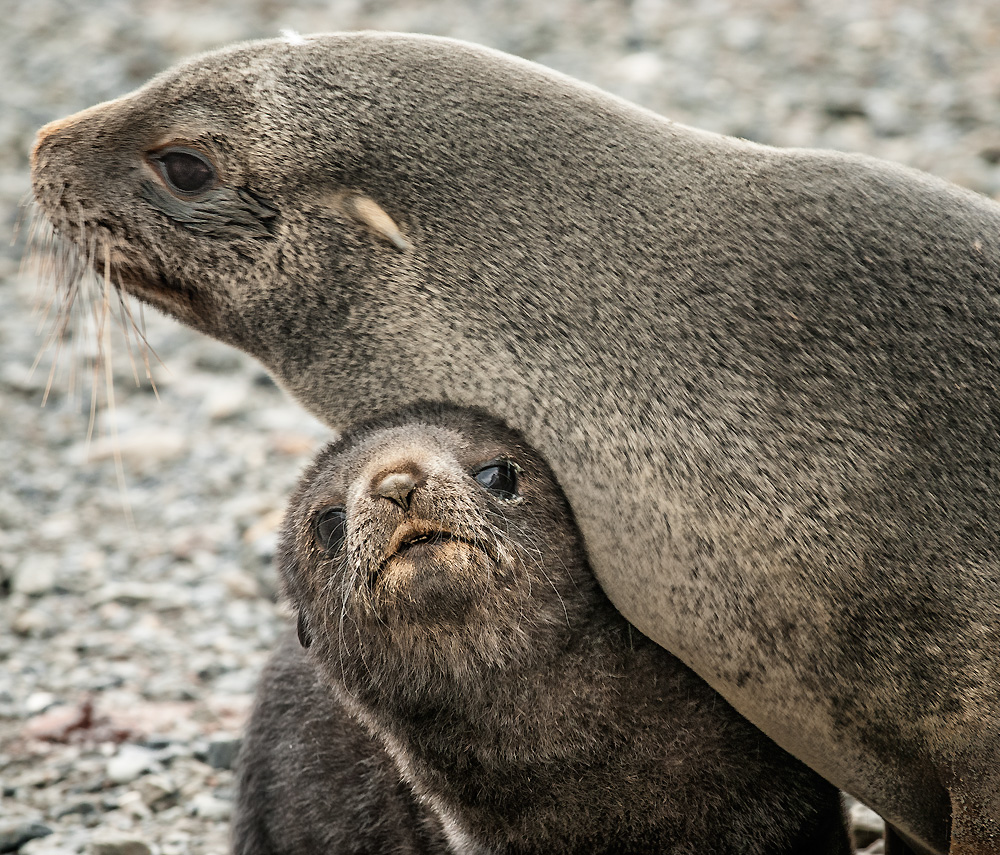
[89,834,152,855]
[204,735,241,771]
[0,823,53,855]
[188,793,231,822]
[12,556,57,597]
[849,801,886,850]
[135,774,178,811]
[53,801,98,820]
[106,745,157,785]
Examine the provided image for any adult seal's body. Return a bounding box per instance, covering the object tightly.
[234,404,850,854]
[28,32,1000,854]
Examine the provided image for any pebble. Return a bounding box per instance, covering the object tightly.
[24,692,59,715]
[113,793,150,821]
[89,835,152,855]
[52,805,98,823]
[6,2,1000,855]
[0,823,52,855]
[106,747,158,786]
[204,735,241,771]
[22,843,80,855]
[133,776,177,812]
[86,583,189,611]
[12,556,58,597]
[71,430,188,469]
[187,794,231,822]
[11,609,50,638]
[219,569,259,600]
[849,801,886,849]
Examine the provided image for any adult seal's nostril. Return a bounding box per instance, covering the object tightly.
[374,471,418,510]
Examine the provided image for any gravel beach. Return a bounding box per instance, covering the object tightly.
[4,1,1000,853]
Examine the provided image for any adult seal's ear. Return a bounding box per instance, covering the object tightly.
[296,612,311,649]
[338,192,412,251]
[28,32,1000,854]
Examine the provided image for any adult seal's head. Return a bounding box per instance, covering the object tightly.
[238,402,850,854]
[29,32,1000,854]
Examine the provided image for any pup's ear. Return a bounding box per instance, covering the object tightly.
[296,611,312,649]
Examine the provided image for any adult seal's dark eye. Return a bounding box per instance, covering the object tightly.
[155,148,216,195]
[473,461,520,501]
[314,507,347,556]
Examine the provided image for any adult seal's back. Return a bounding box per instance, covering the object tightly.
[29,32,1000,855]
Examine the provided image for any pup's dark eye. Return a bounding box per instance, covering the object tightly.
[314,507,347,556]
[155,148,216,195]
[473,461,519,501]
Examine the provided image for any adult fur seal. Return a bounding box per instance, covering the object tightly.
[234,403,850,854]
[28,32,1000,854]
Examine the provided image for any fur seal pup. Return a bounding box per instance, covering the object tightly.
[234,403,850,854]
[28,32,1000,854]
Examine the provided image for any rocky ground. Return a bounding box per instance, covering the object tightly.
[4,1,1000,853]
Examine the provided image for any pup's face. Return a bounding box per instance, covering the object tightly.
[279,406,594,696]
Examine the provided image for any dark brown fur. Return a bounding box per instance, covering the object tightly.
[234,632,447,854]
[30,33,1000,853]
[234,404,850,855]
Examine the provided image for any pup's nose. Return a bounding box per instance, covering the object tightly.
[375,471,418,510]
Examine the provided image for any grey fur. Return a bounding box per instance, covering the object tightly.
[234,404,850,854]
[29,32,1000,853]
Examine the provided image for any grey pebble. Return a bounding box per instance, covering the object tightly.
[204,735,242,771]
[52,803,98,821]
[848,800,886,850]
[106,747,158,786]
[0,823,53,855]
[11,556,58,597]
[187,794,232,822]
[89,835,152,855]
[134,775,179,812]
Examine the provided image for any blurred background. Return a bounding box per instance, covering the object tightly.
[3,1,1000,853]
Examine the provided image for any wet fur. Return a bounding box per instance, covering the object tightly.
[29,34,1000,853]
[234,404,850,855]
